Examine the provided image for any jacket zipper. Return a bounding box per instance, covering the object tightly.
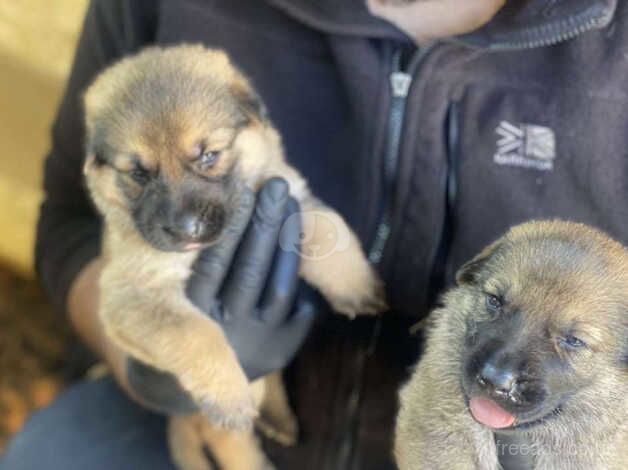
[340,45,423,470]
[368,48,411,264]
[369,45,438,264]
[495,14,612,50]
[476,6,614,51]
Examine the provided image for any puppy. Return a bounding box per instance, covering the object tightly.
[82,44,386,469]
[396,220,628,470]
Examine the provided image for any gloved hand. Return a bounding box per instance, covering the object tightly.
[125,178,317,415]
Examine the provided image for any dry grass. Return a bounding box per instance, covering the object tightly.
[0,267,69,451]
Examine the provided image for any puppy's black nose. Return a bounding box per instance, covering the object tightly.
[168,213,205,242]
[477,362,517,397]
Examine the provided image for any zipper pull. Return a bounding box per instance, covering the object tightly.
[390,71,411,98]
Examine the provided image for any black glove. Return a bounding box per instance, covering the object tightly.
[126,178,317,415]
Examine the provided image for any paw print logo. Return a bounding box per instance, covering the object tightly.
[279,211,350,260]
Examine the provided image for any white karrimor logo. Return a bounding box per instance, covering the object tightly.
[494,121,556,171]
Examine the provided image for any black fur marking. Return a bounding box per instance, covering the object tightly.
[93,152,107,167]
[87,123,110,161]
[456,258,486,285]
[620,349,628,368]
[232,85,268,121]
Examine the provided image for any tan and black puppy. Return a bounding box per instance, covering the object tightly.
[396,221,628,470]
[82,44,386,469]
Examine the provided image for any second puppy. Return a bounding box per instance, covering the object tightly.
[396,220,628,470]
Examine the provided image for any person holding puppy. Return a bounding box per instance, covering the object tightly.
[2,0,626,469]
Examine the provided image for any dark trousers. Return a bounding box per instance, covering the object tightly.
[1,377,174,470]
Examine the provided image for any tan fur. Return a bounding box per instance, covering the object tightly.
[395,220,628,470]
[168,415,273,470]
[83,44,386,469]
[168,377,280,470]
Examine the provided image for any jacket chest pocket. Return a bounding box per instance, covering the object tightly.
[444,84,628,281]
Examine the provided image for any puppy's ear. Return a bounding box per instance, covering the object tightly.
[230,76,268,122]
[456,240,501,285]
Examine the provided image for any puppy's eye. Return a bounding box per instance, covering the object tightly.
[196,150,221,172]
[130,166,150,184]
[559,335,587,350]
[485,294,503,317]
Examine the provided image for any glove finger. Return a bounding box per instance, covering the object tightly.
[259,197,301,326]
[186,188,255,308]
[280,299,317,349]
[220,177,290,317]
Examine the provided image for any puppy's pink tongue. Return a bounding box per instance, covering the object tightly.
[469,397,515,429]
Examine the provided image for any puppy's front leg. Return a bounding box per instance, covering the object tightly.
[297,195,386,316]
[169,414,274,470]
[168,379,278,470]
[269,162,386,316]
[256,371,298,446]
[100,286,255,429]
[272,162,387,317]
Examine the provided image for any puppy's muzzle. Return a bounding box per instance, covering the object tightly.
[477,363,525,404]
[162,206,226,245]
[474,355,543,408]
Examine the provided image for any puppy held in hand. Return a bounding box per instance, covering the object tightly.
[396,221,628,470]
[83,44,386,469]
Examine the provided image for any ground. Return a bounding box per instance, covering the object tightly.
[0,265,69,451]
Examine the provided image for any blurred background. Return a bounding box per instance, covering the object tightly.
[0,0,88,450]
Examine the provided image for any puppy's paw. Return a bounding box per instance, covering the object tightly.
[260,459,277,470]
[328,273,388,317]
[168,415,216,470]
[256,407,299,447]
[330,293,388,317]
[201,396,257,431]
[179,369,256,430]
